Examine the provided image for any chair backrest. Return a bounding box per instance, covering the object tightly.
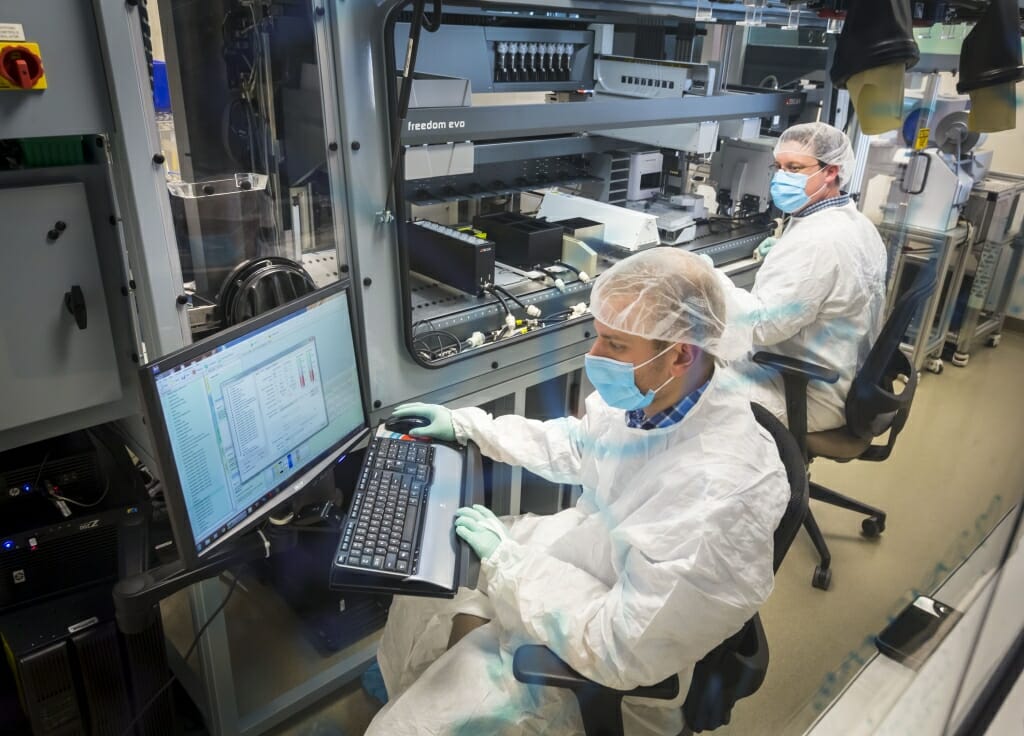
[844,265,934,452]
[751,403,809,572]
[682,405,808,732]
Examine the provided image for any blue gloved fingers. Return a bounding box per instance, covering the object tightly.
[392,402,433,417]
[454,516,481,532]
[455,506,484,521]
[471,504,496,517]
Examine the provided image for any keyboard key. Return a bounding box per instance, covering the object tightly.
[399,550,409,560]
[372,555,385,569]
[397,560,409,574]
[361,555,373,566]
[385,554,397,570]
[400,541,411,551]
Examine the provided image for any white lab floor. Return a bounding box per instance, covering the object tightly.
[257,329,1024,736]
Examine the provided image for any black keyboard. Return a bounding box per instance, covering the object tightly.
[335,436,435,577]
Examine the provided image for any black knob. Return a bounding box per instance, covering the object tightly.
[176,294,190,306]
[363,277,372,286]
[55,221,67,232]
[373,400,382,409]
[152,153,165,165]
[47,229,60,241]
[328,142,339,152]
[351,141,361,151]
[491,361,499,369]
[202,184,215,195]
[64,286,88,330]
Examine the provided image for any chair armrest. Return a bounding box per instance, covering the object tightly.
[512,645,679,700]
[753,352,840,384]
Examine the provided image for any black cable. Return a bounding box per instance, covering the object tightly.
[484,286,513,318]
[552,261,581,275]
[385,0,442,217]
[413,330,463,360]
[490,284,528,311]
[118,573,243,736]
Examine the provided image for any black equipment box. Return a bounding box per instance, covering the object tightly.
[472,212,564,267]
[0,584,176,736]
[550,216,606,245]
[0,429,145,613]
[406,220,496,295]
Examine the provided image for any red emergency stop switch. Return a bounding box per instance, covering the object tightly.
[0,45,45,90]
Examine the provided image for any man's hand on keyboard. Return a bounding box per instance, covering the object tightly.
[393,403,456,442]
[454,505,508,560]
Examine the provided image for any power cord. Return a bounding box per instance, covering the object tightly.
[118,572,243,736]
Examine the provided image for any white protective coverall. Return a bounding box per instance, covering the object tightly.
[368,368,790,736]
[721,202,887,431]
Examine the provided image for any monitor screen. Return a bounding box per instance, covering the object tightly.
[142,283,366,558]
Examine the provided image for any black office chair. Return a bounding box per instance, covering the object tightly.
[752,267,934,590]
[512,403,809,736]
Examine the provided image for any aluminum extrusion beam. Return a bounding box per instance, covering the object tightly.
[401,91,794,145]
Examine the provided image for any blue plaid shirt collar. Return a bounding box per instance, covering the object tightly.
[794,193,850,218]
[626,379,710,430]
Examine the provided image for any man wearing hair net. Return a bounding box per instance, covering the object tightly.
[717,121,887,432]
[365,249,789,736]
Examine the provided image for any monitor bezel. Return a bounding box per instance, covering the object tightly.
[138,280,368,567]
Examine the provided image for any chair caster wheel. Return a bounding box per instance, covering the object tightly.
[952,352,969,367]
[862,517,885,538]
[987,334,1002,348]
[926,358,944,374]
[812,566,832,590]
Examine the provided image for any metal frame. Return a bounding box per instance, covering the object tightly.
[882,223,972,375]
[400,90,793,145]
[327,0,794,419]
[93,0,190,362]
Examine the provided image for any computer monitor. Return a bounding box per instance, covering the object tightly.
[140,282,367,562]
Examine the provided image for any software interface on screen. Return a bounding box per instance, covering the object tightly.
[150,289,364,555]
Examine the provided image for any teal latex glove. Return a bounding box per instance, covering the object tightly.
[454,505,509,560]
[392,402,455,442]
[752,236,777,262]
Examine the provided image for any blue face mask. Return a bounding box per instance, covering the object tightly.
[584,344,677,411]
[770,168,824,214]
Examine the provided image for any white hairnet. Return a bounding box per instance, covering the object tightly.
[589,248,751,361]
[774,121,856,188]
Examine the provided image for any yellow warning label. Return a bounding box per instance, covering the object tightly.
[914,127,930,151]
[0,42,47,91]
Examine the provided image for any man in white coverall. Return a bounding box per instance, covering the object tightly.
[719,122,888,432]
[365,248,790,736]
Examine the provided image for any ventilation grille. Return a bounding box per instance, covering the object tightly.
[74,623,131,735]
[18,641,84,734]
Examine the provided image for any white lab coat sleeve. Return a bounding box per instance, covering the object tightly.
[716,232,840,347]
[450,407,586,486]
[480,505,770,690]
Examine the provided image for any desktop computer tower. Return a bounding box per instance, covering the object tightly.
[0,582,177,736]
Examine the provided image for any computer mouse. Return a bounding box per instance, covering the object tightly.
[383,414,431,435]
